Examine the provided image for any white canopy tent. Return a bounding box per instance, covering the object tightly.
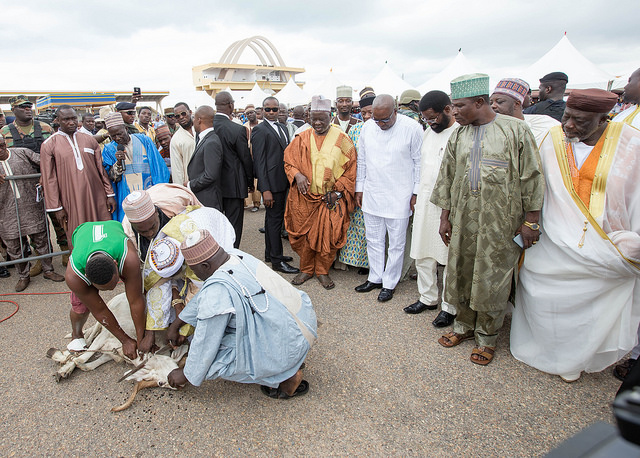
[520,34,614,90]
[610,71,635,92]
[369,63,415,98]
[418,50,479,95]
[305,70,345,101]
[275,79,312,107]
[234,83,270,108]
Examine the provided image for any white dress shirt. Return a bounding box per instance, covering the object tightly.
[197,127,214,146]
[356,114,423,219]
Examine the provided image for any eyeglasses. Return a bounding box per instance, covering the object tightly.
[263,107,278,113]
[176,111,190,118]
[124,111,136,116]
[422,113,441,124]
[373,115,393,123]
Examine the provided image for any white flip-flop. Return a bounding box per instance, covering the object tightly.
[67,338,88,352]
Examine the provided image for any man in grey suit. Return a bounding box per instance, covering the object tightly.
[187,106,223,211]
[213,92,254,248]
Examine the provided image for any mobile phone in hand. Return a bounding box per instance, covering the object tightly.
[513,234,524,248]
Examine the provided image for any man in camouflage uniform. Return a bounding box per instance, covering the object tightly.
[398,89,425,129]
[0,95,67,273]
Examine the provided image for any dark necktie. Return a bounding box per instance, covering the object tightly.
[195,134,200,144]
[276,123,286,143]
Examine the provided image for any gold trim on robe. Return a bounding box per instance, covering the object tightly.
[549,123,640,270]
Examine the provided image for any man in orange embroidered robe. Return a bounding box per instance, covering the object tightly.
[511,89,640,382]
[284,96,357,290]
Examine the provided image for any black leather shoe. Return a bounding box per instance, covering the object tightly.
[0,267,10,278]
[432,310,456,328]
[377,288,394,302]
[272,261,300,274]
[403,300,437,314]
[354,281,382,293]
[258,227,266,233]
[281,229,289,239]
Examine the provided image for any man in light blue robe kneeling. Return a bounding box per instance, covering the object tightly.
[167,229,317,398]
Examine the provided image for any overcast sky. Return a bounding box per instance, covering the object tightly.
[1,0,638,108]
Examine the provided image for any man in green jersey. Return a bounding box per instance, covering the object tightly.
[65,220,147,359]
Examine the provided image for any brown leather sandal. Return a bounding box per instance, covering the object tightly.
[470,346,495,366]
[291,273,313,286]
[438,331,474,348]
[317,274,335,290]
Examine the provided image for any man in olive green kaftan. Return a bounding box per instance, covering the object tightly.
[430,73,544,365]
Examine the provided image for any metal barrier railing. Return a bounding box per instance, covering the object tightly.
[0,173,69,267]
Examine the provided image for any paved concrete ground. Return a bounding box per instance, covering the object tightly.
[0,208,624,456]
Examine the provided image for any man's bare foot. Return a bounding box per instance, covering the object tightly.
[278,369,303,396]
[317,274,335,290]
[291,272,313,286]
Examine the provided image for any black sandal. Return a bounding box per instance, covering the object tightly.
[613,358,637,381]
[260,380,309,399]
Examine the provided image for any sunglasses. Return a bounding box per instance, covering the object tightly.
[165,114,176,118]
[176,111,190,118]
[263,107,278,113]
[124,110,136,115]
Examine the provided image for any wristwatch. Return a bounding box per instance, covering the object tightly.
[523,221,540,231]
[334,191,343,199]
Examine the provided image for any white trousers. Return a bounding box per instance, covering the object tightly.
[363,213,409,290]
[415,257,456,314]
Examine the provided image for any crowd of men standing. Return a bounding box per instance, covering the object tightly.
[2,66,640,392]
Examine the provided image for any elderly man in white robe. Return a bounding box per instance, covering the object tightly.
[354,94,422,302]
[405,91,459,327]
[511,89,640,382]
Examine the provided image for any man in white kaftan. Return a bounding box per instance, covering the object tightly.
[354,95,422,302]
[405,91,458,327]
[613,68,640,130]
[511,89,640,382]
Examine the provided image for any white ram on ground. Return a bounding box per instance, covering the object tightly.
[47,292,188,411]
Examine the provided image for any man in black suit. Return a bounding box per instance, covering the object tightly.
[251,96,299,274]
[187,106,223,211]
[213,92,254,248]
